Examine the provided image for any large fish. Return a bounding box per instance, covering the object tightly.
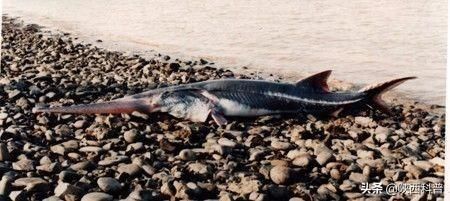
[33,70,416,125]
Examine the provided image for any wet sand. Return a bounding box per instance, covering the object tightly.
[0,16,445,200]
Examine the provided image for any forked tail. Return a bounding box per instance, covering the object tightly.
[358,77,417,114]
[33,99,153,114]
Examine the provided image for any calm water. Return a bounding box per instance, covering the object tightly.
[3,0,447,105]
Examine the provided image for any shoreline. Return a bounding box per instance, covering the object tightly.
[0,16,445,200]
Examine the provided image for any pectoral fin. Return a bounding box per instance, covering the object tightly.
[210,109,228,126]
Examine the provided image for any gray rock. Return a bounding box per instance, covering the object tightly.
[314,145,334,166]
[228,177,262,196]
[39,156,52,165]
[117,163,141,177]
[54,182,84,198]
[0,143,10,161]
[73,120,88,128]
[127,188,155,201]
[36,162,60,173]
[50,144,66,155]
[61,140,79,151]
[81,192,113,201]
[218,138,237,148]
[97,177,121,193]
[188,163,212,176]
[79,146,104,153]
[42,196,63,201]
[9,190,27,201]
[349,172,368,183]
[59,170,80,183]
[12,158,35,171]
[13,177,49,192]
[98,155,129,166]
[0,176,12,196]
[0,113,8,120]
[249,147,268,161]
[70,161,95,171]
[178,149,196,161]
[271,140,291,150]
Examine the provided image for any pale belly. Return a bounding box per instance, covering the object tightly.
[218,99,287,116]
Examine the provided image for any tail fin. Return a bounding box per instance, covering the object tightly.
[358,77,417,114]
[33,99,154,114]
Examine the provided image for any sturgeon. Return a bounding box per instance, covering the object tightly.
[33,70,416,125]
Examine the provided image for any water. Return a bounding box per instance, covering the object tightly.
[3,0,447,105]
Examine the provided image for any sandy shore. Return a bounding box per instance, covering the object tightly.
[0,16,445,200]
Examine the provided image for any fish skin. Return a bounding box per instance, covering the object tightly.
[33,70,416,125]
[129,79,364,116]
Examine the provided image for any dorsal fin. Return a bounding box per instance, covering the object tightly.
[295,70,332,92]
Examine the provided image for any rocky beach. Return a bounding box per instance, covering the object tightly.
[0,16,445,201]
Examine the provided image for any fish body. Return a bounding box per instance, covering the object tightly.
[33,70,416,125]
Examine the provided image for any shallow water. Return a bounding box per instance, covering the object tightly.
[3,0,447,105]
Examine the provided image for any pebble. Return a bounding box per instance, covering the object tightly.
[429,157,445,167]
[349,172,368,183]
[12,158,35,171]
[249,147,268,161]
[59,170,81,183]
[271,140,291,150]
[9,190,27,201]
[97,177,121,193]
[330,169,341,180]
[79,146,104,153]
[98,155,129,166]
[270,165,291,184]
[70,161,94,171]
[0,143,10,161]
[13,177,49,191]
[404,165,423,179]
[178,149,196,161]
[292,155,311,167]
[42,196,63,201]
[124,129,139,143]
[73,120,88,128]
[228,177,262,196]
[218,138,237,148]
[54,182,84,198]
[188,163,212,176]
[374,126,391,143]
[413,160,433,172]
[354,116,374,127]
[50,144,66,155]
[80,192,113,201]
[0,176,12,196]
[117,163,141,177]
[0,113,8,120]
[314,145,334,166]
[356,150,374,159]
